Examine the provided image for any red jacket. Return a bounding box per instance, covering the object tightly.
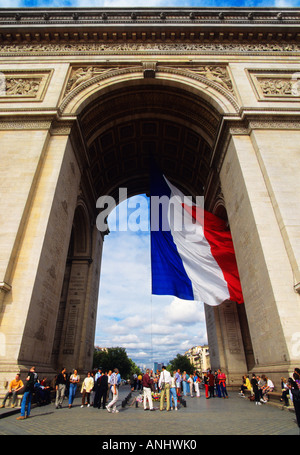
[142,374,152,388]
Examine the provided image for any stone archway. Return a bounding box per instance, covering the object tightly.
[49,71,252,383]
[1,8,300,393]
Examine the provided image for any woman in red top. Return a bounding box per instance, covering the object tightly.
[217,369,228,398]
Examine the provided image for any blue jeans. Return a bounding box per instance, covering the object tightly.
[220,382,228,398]
[21,390,32,417]
[170,387,178,408]
[182,381,188,396]
[69,383,77,405]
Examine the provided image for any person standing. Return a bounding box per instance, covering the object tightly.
[288,377,300,432]
[68,369,80,408]
[94,367,102,383]
[170,371,178,411]
[16,366,37,420]
[194,372,201,397]
[55,367,67,409]
[215,371,221,397]
[182,371,189,397]
[96,371,109,409]
[107,370,112,402]
[106,368,119,413]
[175,369,182,397]
[142,369,154,411]
[159,366,171,411]
[188,374,194,397]
[218,368,228,398]
[80,372,94,407]
[251,373,261,406]
[203,372,209,399]
[208,370,215,398]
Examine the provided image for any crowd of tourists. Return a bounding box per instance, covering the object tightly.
[0,366,123,419]
[130,367,230,411]
[237,368,300,429]
[133,367,229,412]
[1,365,299,429]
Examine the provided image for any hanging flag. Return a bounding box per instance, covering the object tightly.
[150,168,243,306]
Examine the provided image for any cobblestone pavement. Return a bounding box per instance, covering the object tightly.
[0,386,299,436]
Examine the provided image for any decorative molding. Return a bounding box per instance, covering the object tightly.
[59,65,142,113]
[158,65,239,111]
[143,61,157,78]
[60,63,239,113]
[247,69,300,101]
[0,117,53,130]
[211,113,300,176]
[50,119,75,135]
[1,42,300,57]
[0,70,52,100]
[0,8,300,26]
[0,70,53,102]
[64,66,121,96]
[184,65,234,94]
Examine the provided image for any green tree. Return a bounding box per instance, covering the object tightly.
[93,347,139,379]
[167,353,194,375]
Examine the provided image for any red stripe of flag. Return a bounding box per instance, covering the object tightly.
[183,204,244,304]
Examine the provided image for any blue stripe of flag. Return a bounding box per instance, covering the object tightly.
[150,166,194,300]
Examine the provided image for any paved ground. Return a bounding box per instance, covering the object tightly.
[0,385,299,438]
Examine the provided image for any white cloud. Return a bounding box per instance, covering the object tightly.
[163,297,205,326]
[95,198,208,368]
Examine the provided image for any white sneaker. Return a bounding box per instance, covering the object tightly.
[81,405,84,408]
[112,409,119,413]
[87,404,90,407]
[106,406,111,413]
[256,402,262,405]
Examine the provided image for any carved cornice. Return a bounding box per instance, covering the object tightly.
[0,7,300,25]
[0,8,300,51]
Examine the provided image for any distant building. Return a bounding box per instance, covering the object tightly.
[94,346,108,353]
[154,362,164,372]
[184,345,210,372]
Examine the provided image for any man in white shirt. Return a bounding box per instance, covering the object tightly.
[159,366,171,411]
[106,368,119,413]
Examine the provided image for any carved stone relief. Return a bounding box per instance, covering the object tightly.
[0,70,53,101]
[1,42,300,57]
[185,65,234,94]
[65,66,120,95]
[248,70,300,100]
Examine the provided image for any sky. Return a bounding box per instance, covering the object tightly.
[1,0,300,8]
[2,0,299,369]
[95,195,207,369]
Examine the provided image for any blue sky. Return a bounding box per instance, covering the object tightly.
[2,0,300,7]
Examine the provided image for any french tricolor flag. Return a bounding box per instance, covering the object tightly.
[150,168,243,306]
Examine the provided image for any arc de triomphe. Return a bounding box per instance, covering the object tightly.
[0,7,300,391]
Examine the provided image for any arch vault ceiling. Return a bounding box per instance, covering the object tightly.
[78,83,222,205]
